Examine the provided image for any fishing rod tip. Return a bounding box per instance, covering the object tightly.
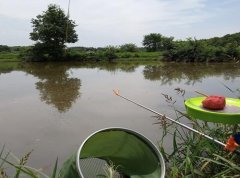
[113,89,120,96]
[194,90,209,97]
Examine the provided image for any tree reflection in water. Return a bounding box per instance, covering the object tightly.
[5,61,240,112]
[24,63,81,113]
[143,62,240,85]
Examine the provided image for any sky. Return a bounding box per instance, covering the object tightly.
[0,0,239,47]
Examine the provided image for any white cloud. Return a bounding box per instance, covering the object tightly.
[0,0,239,46]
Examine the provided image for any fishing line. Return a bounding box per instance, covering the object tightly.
[65,0,71,43]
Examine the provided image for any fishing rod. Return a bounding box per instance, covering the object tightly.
[113,89,240,155]
[65,0,71,42]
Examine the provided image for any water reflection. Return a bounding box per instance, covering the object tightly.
[1,61,239,112]
[24,63,81,112]
[0,62,21,75]
[143,63,240,85]
[1,61,240,173]
[77,61,139,73]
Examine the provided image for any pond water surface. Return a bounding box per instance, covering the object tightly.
[0,61,239,173]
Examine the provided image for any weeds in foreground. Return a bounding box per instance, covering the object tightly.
[96,161,120,178]
[0,146,58,178]
[157,88,240,177]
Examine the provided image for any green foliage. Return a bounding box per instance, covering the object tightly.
[163,38,211,62]
[0,46,29,62]
[64,46,119,61]
[143,33,163,52]
[65,47,162,61]
[0,45,10,52]
[0,51,19,61]
[120,43,138,52]
[58,154,79,178]
[158,33,240,62]
[143,33,174,52]
[119,52,132,58]
[29,4,78,60]
[207,32,240,47]
[103,46,117,61]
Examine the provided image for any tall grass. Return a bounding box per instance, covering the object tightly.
[0,52,20,62]
[157,88,240,177]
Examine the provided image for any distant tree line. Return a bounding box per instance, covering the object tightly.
[142,33,240,62]
[1,3,239,62]
[66,44,140,61]
[0,45,10,52]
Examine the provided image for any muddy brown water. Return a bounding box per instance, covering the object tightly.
[0,61,239,173]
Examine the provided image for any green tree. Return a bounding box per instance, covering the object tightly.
[30,4,78,60]
[225,42,240,60]
[142,33,163,52]
[103,46,117,61]
[161,36,175,50]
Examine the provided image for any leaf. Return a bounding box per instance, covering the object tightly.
[213,154,240,171]
[0,147,10,168]
[0,145,5,158]
[51,157,58,178]
[200,160,211,171]
[193,169,205,176]
[58,154,79,178]
[0,158,38,178]
[173,131,178,153]
[159,146,169,162]
[200,157,229,168]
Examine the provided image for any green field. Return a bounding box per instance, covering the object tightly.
[0,51,21,62]
[116,51,163,61]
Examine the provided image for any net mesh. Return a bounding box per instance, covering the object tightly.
[80,158,122,178]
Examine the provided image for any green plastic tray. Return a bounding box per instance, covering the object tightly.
[185,97,240,124]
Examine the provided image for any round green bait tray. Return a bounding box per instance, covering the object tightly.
[185,97,240,124]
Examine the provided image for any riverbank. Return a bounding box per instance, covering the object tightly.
[0,49,163,62]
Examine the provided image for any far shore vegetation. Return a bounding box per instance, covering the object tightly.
[1,31,240,63]
[0,4,239,64]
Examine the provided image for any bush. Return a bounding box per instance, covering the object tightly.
[120,52,132,58]
[103,46,117,61]
[120,43,138,52]
[0,45,10,52]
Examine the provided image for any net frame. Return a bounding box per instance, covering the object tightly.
[76,127,165,178]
